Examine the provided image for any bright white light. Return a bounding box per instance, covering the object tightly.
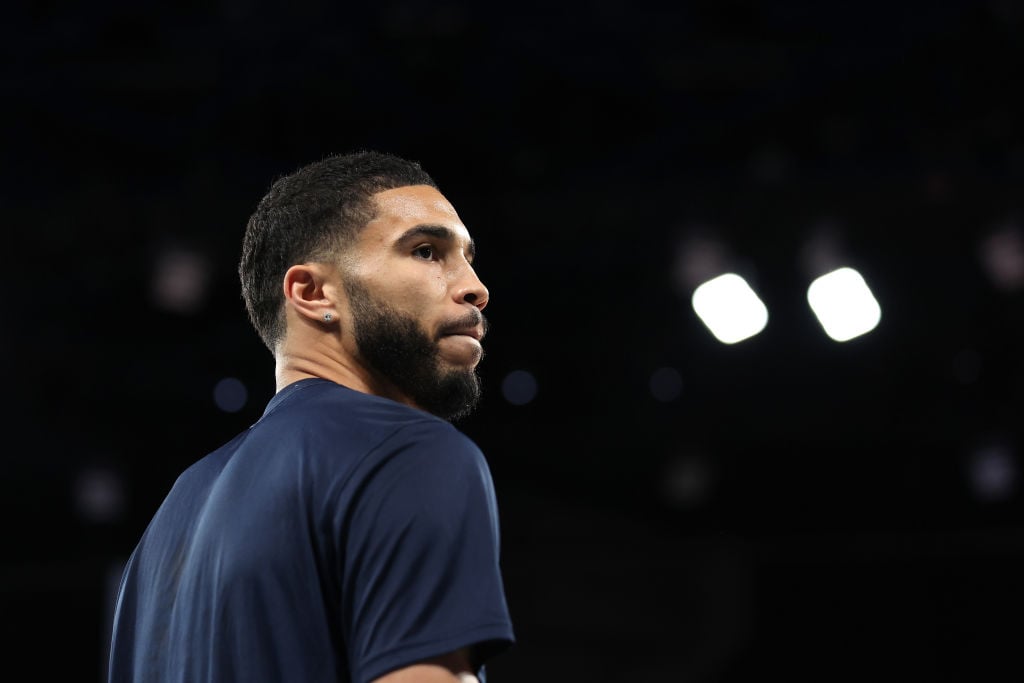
[806,267,881,342]
[691,273,769,344]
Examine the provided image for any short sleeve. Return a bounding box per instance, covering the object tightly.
[339,421,515,683]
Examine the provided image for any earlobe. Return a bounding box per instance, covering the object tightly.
[283,264,335,323]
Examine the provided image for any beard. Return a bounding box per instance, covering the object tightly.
[343,277,485,422]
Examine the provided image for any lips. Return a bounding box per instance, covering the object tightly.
[440,311,486,342]
[442,326,483,341]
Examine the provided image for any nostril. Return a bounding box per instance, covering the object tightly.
[464,293,477,304]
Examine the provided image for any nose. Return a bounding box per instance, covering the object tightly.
[455,265,489,311]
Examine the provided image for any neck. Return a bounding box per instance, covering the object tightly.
[274,347,416,412]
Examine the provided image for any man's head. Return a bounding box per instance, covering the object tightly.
[240,150,438,350]
[239,151,490,420]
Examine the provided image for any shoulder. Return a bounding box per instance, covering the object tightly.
[343,413,498,526]
[388,417,483,460]
[366,417,492,501]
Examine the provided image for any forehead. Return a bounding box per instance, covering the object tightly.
[367,185,469,238]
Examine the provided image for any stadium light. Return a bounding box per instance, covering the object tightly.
[691,272,769,344]
[806,267,881,342]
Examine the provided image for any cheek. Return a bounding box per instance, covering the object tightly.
[388,275,447,306]
[361,261,449,303]
[408,270,448,296]
[434,273,451,295]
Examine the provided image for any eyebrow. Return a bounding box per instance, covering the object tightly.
[398,224,477,260]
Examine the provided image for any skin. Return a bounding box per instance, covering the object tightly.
[274,184,489,682]
[276,184,489,405]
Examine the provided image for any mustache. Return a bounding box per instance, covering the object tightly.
[439,310,488,338]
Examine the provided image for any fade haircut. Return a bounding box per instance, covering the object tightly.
[239,150,438,352]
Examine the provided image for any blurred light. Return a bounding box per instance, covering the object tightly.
[214,376,248,413]
[967,442,1017,502]
[799,219,846,277]
[501,369,537,406]
[151,245,212,314]
[978,221,1024,291]
[672,232,732,294]
[649,366,683,402]
[73,466,125,523]
[806,267,881,342]
[691,273,769,344]
[662,453,713,508]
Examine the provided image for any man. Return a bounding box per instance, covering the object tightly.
[108,151,515,682]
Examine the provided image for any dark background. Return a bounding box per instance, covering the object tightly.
[4,1,1024,681]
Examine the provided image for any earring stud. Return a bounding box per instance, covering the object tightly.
[323,313,333,322]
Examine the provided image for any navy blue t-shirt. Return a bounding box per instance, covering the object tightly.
[108,379,515,682]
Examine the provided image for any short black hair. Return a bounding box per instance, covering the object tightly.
[239,150,438,352]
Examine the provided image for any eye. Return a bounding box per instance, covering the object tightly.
[413,244,437,260]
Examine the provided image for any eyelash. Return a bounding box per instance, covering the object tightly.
[413,244,439,260]
[412,243,475,265]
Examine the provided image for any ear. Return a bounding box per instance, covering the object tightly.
[282,263,337,323]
